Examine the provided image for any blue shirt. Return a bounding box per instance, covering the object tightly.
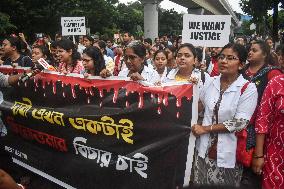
[106,47,114,59]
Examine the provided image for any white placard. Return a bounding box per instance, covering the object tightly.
[250,23,256,30]
[61,17,86,36]
[182,14,231,47]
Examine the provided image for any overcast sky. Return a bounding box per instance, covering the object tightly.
[118,0,244,14]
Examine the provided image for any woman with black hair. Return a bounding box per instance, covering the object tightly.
[2,36,33,67]
[241,40,283,187]
[242,40,282,103]
[118,41,160,84]
[175,36,182,50]
[50,41,60,68]
[153,50,169,81]
[162,43,208,87]
[83,35,94,48]
[192,43,258,187]
[252,71,284,189]
[81,46,106,77]
[31,45,52,65]
[57,39,84,74]
[96,40,114,73]
[164,46,177,69]
[101,41,160,84]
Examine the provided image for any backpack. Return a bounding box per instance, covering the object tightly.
[235,82,255,167]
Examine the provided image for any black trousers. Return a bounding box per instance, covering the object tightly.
[240,167,262,189]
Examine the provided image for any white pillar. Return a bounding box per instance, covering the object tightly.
[140,0,161,41]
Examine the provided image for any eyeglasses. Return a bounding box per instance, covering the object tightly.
[123,55,138,61]
[218,54,239,61]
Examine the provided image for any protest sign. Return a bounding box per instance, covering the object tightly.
[182,14,231,47]
[0,67,197,189]
[61,17,86,36]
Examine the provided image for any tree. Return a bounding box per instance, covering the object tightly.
[0,0,118,41]
[115,2,183,38]
[268,9,284,29]
[115,2,144,36]
[158,9,183,36]
[240,0,282,41]
[0,0,183,41]
[241,20,255,36]
[0,12,16,36]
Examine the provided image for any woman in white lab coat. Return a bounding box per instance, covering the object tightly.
[192,43,258,187]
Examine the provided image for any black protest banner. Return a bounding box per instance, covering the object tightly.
[0,68,196,189]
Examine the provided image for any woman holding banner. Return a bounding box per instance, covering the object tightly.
[162,43,208,87]
[57,39,84,74]
[100,41,160,84]
[192,43,258,187]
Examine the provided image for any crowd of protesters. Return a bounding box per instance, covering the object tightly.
[0,31,283,189]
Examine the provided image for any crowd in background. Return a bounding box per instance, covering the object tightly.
[0,31,283,189]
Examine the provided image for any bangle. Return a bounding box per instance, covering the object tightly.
[253,155,264,158]
[18,184,25,189]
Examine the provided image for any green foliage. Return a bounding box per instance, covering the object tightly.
[158,9,183,36]
[240,0,270,23]
[270,9,284,29]
[240,20,255,36]
[115,2,144,36]
[240,0,282,40]
[0,0,183,40]
[0,12,16,35]
[0,0,118,40]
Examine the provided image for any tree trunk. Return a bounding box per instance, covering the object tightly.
[272,0,279,42]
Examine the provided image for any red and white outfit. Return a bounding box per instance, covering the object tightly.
[207,57,219,77]
[255,74,284,189]
[58,61,84,74]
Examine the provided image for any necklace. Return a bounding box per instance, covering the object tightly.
[220,83,231,93]
[175,74,190,81]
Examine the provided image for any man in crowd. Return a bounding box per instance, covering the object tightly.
[2,36,33,67]
[122,32,132,47]
[235,36,246,46]
[106,39,115,59]
[143,38,152,50]
[207,47,222,76]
